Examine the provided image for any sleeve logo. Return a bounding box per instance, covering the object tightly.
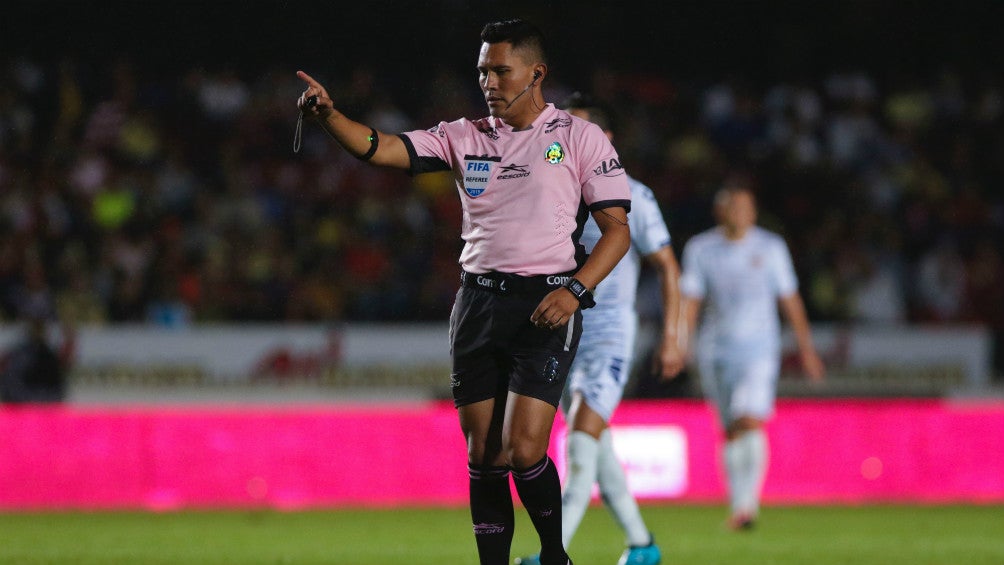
[593,157,624,177]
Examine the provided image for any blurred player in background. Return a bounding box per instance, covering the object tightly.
[679,182,825,530]
[297,19,631,565]
[517,92,684,565]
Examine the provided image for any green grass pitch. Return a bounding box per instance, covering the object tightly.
[1,504,1001,564]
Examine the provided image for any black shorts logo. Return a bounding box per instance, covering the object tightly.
[543,357,560,382]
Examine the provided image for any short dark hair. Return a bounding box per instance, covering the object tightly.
[480,19,547,64]
[561,91,616,135]
[714,178,757,210]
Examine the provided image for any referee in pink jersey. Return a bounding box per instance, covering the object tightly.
[298,18,630,565]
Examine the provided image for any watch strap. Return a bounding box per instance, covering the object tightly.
[564,277,596,309]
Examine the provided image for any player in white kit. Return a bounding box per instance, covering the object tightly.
[297,20,631,565]
[679,183,824,530]
[517,93,684,565]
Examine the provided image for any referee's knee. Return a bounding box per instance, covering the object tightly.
[467,447,507,468]
[505,443,549,471]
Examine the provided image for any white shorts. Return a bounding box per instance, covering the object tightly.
[565,347,633,423]
[698,354,779,427]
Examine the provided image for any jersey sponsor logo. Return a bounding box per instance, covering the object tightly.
[476,121,499,140]
[592,157,625,177]
[427,124,446,138]
[462,155,501,197]
[497,163,530,180]
[545,141,565,164]
[543,117,572,133]
[475,275,507,291]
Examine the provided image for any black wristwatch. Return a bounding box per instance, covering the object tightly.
[564,277,596,309]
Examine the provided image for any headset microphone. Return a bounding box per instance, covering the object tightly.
[502,70,543,114]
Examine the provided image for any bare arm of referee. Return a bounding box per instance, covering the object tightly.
[530,207,630,327]
[296,70,411,170]
[577,207,631,290]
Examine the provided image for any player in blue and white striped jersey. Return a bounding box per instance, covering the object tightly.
[679,183,825,530]
[517,93,684,565]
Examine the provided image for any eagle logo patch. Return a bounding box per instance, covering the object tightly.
[545,142,565,164]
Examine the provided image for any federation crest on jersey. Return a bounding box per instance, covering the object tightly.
[462,155,500,197]
[545,142,564,164]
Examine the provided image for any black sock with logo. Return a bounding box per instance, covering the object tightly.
[512,456,568,565]
[469,464,514,565]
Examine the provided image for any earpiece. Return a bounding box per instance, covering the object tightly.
[502,70,544,115]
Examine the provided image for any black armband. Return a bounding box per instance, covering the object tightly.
[357,127,379,161]
[564,278,596,309]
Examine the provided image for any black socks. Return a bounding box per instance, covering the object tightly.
[512,457,567,565]
[469,464,514,565]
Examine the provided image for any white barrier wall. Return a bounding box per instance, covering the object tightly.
[0,323,994,386]
[0,323,449,383]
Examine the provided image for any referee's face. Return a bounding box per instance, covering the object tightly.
[477,41,536,118]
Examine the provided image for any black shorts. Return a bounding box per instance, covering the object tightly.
[449,271,583,408]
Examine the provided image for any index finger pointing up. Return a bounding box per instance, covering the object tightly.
[297,70,321,88]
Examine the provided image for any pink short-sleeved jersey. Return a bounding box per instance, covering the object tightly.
[399,103,631,276]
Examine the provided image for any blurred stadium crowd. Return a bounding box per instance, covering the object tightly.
[1,54,1002,370]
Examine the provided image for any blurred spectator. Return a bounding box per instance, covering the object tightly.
[0,313,74,404]
[964,239,1004,372]
[915,237,968,322]
[56,270,107,325]
[848,254,907,324]
[196,70,250,122]
[146,277,193,329]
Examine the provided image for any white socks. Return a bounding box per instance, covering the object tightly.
[723,429,768,517]
[563,430,654,549]
[561,431,599,547]
[597,429,651,547]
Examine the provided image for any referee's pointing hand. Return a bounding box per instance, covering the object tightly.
[297,70,334,118]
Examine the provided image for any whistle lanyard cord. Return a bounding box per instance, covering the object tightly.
[293,110,305,153]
